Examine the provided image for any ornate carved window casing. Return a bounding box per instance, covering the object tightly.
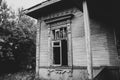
[45,13,73,67]
[51,27,67,40]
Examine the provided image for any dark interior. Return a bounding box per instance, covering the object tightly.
[53,39,68,66]
[61,39,68,66]
[53,47,60,64]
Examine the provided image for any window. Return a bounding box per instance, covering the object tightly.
[52,27,67,40]
[52,27,68,66]
[52,41,61,65]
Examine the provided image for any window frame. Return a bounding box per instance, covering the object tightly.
[51,24,68,66]
[45,14,73,67]
[52,40,62,66]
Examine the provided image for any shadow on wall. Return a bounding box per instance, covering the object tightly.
[94,67,120,80]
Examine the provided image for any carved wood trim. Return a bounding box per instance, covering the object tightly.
[44,14,73,24]
[46,12,73,67]
[39,66,105,69]
[36,20,41,78]
[50,20,71,28]
[67,23,73,67]
[41,7,79,21]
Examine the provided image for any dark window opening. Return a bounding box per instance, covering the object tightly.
[52,40,68,66]
[54,42,60,46]
[61,40,68,66]
[53,47,60,64]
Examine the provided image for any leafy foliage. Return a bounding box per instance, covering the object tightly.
[0,1,37,74]
[0,71,35,80]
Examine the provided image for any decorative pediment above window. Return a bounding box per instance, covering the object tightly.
[44,14,74,24]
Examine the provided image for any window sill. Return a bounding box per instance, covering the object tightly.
[50,65,72,69]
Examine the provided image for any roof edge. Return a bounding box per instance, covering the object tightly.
[24,0,61,15]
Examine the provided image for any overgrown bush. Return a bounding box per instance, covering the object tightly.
[0,71,35,80]
[0,1,36,75]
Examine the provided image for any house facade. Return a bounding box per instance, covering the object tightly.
[25,0,120,80]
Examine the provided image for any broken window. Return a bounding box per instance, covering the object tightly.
[52,27,68,66]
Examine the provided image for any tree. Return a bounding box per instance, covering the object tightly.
[12,8,37,70]
[0,1,17,74]
[0,1,37,74]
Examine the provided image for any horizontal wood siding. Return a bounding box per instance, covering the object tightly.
[91,21,120,66]
[71,10,120,66]
[71,11,87,66]
[72,37,86,66]
[38,8,120,67]
[39,21,49,66]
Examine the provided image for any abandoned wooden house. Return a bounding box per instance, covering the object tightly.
[25,0,120,80]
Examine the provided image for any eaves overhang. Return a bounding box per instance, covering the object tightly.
[25,0,118,26]
[25,0,61,18]
[24,0,82,19]
[24,0,73,19]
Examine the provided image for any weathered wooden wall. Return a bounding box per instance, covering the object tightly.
[38,7,120,67]
[39,21,49,66]
[37,7,120,80]
[71,9,120,67]
[90,21,119,66]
